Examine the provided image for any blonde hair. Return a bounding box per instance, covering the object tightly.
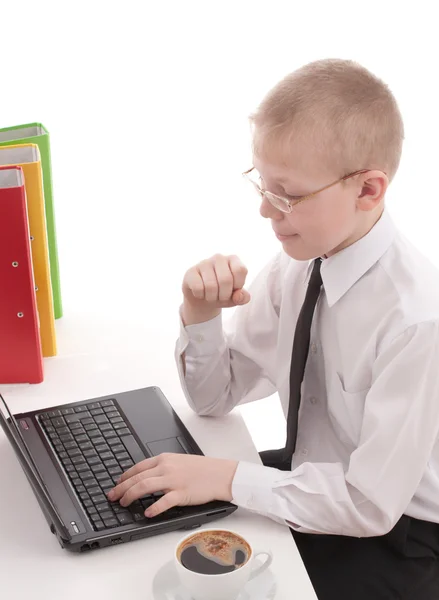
[250,58,404,183]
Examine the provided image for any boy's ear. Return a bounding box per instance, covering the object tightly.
[357,170,388,211]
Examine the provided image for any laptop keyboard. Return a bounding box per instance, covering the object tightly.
[38,399,179,531]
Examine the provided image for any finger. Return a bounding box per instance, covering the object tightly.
[198,262,219,302]
[144,490,182,518]
[228,255,248,291]
[213,255,234,302]
[232,288,251,305]
[108,462,160,501]
[184,268,205,300]
[119,475,166,507]
[117,456,159,485]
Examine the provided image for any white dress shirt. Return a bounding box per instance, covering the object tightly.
[175,209,439,537]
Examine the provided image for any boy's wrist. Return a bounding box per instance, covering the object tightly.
[181,302,221,327]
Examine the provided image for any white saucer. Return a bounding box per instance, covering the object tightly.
[152,558,277,600]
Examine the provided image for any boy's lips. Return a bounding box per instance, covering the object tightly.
[274,230,297,240]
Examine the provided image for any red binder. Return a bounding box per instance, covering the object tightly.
[0,165,43,383]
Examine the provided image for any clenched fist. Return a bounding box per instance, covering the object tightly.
[182,254,251,326]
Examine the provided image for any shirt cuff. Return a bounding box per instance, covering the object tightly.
[176,307,225,358]
[231,460,284,513]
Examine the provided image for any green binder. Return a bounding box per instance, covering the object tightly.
[0,122,62,319]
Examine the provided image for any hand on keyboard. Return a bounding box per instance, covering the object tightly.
[107,453,238,518]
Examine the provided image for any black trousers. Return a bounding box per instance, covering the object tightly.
[259,449,439,599]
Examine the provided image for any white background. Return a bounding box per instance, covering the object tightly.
[1,0,437,451]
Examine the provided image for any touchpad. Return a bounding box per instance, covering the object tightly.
[146,437,187,456]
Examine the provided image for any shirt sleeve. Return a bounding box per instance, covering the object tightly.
[231,321,439,536]
[175,253,283,417]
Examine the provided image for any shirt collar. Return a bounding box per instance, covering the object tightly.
[304,209,397,307]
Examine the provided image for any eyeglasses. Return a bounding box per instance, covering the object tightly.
[242,166,377,214]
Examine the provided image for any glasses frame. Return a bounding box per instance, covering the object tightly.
[242,166,382,213]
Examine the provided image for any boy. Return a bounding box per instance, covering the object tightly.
[109,59,439,598]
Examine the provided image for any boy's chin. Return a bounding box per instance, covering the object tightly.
[280,237,323,261]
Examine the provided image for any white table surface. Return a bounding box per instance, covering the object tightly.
[0,312,316,600]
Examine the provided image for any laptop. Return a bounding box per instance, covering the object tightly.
[0,386,237,552]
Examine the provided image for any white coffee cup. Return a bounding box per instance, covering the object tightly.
[174,528,273,600]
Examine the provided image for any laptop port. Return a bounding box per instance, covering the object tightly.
[80,544,91,552]
[91,542,100,549]
[110,537,123,545]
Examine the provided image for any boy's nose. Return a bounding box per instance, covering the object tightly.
[260,196,283,220]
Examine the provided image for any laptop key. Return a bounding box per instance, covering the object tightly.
[72,455,86,465]
[71,428,86,437]
[84,423,98,431]
[61,408,75,415]
[84,478,99,489]
[91,437,105,446]
[95,444,110,453]
[76,463,89,473]
[99,423,113,432]
[117,512,134,525]
[48,410,62,418]
[96,471,110,481]
[87,506,97,515]
[100,451,114,461]
[88,457,102,467]
[89,430,102,439]
[113,422,126,430]
[79,492,90,501]
[100,510,114,520]
[94,415,109,425]
[45,426,55,434]
[103,518,119,528]
[57,427,69,435]
[117,428,131,437]
[87,402,101,410]
[60,434,74,443]
[81,417,94,426]
[108,466,123,476]
[95,501,112,512]
[88,487,102,497]
[65,414,81,425]
[103,430,118,439]
[72,477,82,487]
[75,435,89,444]
[74,406,88,413]
[84,449,97,458]
[101,400,115,407]
[110,417,124,424]
[76,485,86,494]
[64,441,78,450]
[65,464,75,473]
[83,499,94,508]
[105,411,119,419]
[111,475,121,484]
[91,463,106,473]
[103,406,118,414]
[111,444,125,454]
[92,495,108,506]
[59,451,69,460]
[90,408,104,416]
[115,452,130,462]
[95,521,105,531]
[79,470,94,480]
[104,459,118,468]
[69,423,83,431]
[68,449,81,458]
[79,442,93,451]
[119,460,134,470]
[99,478,113,488]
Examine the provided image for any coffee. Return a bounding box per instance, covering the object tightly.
[177,530,251,575]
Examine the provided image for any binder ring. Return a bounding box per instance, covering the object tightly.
[12,261,19,267]
[17,312,24,318]
[30,236,34,241]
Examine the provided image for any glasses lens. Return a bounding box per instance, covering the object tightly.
[265,192,290,213]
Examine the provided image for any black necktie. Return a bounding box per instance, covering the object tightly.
[258,258,323,470]
[283,258,323,461]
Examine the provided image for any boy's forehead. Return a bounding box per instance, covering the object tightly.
[253,155,313,188]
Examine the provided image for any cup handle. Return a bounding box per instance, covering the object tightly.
[249,549,273,580]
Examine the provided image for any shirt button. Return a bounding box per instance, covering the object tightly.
[195,334,204,343]
[301,449,308,457]
[309,397,317,405]
[310,343,317,354]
